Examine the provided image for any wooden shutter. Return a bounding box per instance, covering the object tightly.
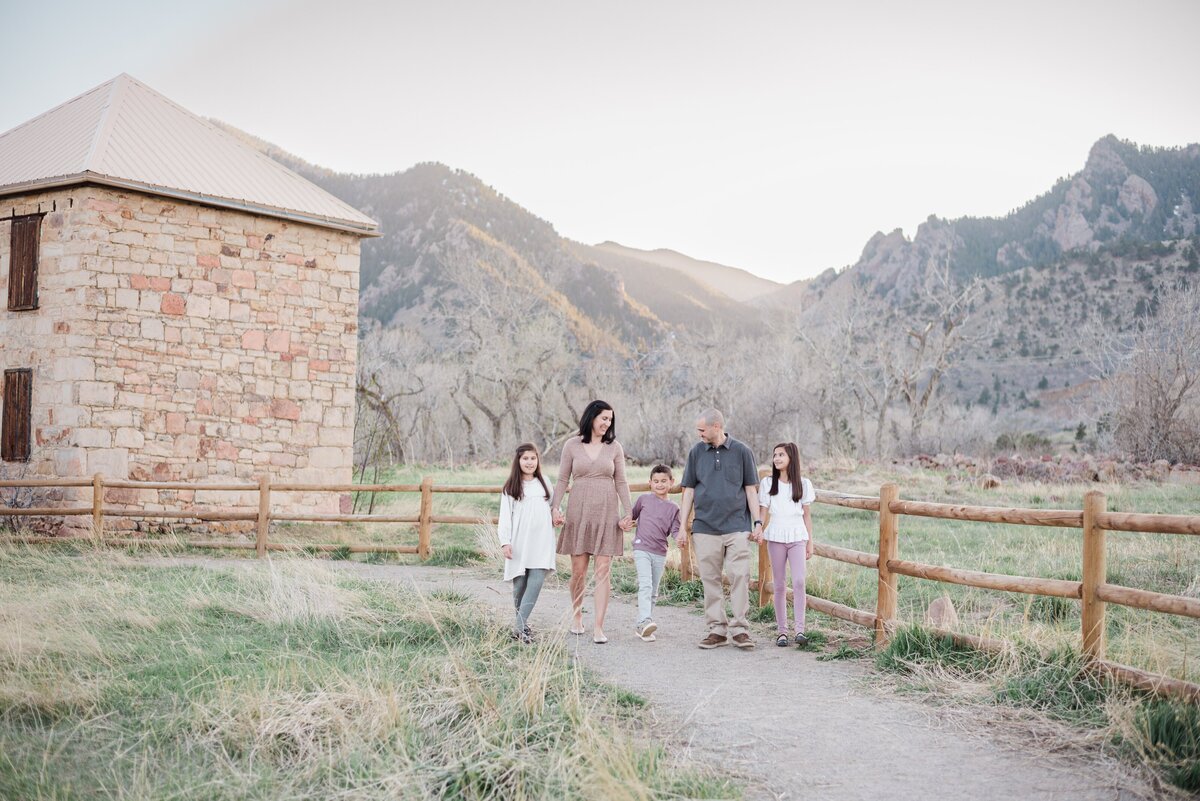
[2,369,32,462]
[7,214,42,311]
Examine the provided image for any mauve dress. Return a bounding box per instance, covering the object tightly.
[551,437,633,557]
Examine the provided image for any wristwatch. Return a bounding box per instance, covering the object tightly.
[753,520,763,528]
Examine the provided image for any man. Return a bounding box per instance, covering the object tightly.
[679,408,761,649]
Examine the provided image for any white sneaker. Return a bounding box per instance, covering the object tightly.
[636,621,658,641]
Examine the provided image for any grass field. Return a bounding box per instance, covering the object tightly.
[2,462,1197,795]
[0,545,735,800]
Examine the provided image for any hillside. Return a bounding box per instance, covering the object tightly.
[593,241,783,302]
[567,241,765,336]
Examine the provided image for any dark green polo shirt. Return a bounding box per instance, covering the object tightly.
[681,435,757,534]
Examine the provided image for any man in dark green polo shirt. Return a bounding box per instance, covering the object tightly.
[679,408,762,649]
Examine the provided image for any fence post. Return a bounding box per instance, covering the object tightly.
[92,473,104,543]
[418,476,433,561]
[876,483,900,645]
[256,474,271,558]
[1081,490,1107,660]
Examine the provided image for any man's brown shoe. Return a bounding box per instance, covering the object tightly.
[731,633,755,649]
[698,633,728,649]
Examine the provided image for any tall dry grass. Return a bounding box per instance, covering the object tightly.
[0,543,733,800]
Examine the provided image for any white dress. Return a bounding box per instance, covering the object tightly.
[758,476,815,543]
[498,479,558,581]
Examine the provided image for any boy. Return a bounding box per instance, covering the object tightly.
[629,464,683,641]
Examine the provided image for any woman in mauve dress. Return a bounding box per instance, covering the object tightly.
[551,399,633,643]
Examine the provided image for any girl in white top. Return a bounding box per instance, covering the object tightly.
[498,443,557,643]
[757,442,816,647]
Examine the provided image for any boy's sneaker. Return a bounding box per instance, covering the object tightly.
[636,621,658,641]
[698,633,728,649]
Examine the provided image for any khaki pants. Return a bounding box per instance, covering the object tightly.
[692,532,751,637]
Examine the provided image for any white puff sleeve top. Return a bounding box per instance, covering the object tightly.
[758,476,815,543]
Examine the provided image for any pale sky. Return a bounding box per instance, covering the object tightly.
[2,0,1198,284]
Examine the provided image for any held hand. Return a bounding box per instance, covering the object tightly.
[676,533,688,549]
[502,544,513,560]
[805,541,814,560]
[618,516,634,532]
[553,511,564,527]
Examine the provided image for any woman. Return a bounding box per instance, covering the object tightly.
[551,399,633,644]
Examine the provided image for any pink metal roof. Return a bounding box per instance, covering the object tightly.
[0,75,378,236]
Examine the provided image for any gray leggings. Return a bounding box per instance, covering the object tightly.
[512,568,549,633]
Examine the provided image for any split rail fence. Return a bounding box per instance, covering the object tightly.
[2,474,1198,701]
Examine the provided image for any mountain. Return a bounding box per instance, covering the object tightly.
[776,136,1200,309]
[566,241,764,336]
[593,242,783,302]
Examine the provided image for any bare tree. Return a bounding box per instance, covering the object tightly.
[888,264,983,451]
[1095,282,1200,462]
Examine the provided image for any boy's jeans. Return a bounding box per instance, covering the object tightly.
[634,549,666,626]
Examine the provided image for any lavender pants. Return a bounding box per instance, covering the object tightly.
[767,540,808,635]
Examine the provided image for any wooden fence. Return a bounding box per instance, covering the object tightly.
[2,474,1198,700]
[793,483,1200,702]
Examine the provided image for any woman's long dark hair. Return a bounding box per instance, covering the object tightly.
[768,442,804,503]
[503,443,551,502]
[578,399,616,444]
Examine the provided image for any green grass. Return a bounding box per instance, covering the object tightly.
[0,544,736,800]
[875,624,1200,792]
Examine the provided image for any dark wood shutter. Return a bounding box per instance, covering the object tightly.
[8,214,42,311]
[2,369,32,462]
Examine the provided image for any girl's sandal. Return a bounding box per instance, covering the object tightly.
[775,633,789,647]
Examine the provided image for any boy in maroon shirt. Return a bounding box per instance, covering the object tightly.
[630,464,684,641]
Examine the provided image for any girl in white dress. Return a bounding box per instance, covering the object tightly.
[757,442,816,647]
[499,443,557,642]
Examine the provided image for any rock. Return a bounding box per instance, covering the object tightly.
[1119,174,1158,217]
[925,595,960,629]
[976,473,1001,489]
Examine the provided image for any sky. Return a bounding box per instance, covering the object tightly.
[2,0,1199,284]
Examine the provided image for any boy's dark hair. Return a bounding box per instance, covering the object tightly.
[650,464,673,480]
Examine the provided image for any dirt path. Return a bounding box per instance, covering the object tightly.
[158,557,1160,800]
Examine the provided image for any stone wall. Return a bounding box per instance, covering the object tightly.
[0,185,362,526]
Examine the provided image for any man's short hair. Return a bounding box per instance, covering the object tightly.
[698,408,725,427]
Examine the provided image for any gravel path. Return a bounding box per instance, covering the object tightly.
[158,557,1163,801]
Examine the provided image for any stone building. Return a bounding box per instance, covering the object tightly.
[0,75,378,523]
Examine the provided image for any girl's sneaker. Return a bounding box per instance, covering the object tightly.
[636,621,658,641]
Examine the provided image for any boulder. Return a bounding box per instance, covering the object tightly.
[925,595,960,629]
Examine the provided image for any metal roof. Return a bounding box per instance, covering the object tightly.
[0,74,379,236]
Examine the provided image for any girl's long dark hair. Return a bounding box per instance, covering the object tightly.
[768,442,804,503]
[578,399,616,444]
[503,443,550,502]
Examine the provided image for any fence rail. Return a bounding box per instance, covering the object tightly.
[2,473,1198,700]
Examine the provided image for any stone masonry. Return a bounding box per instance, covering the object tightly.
[0,185,361,528]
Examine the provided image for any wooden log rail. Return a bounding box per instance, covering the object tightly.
[3,473,1198,700]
